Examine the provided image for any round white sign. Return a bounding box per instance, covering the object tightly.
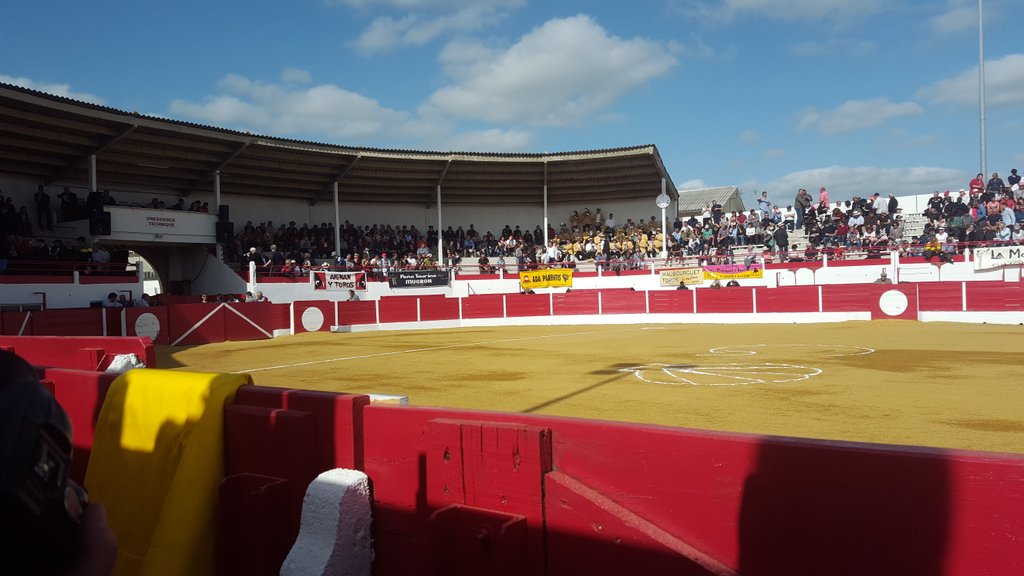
[656,193,671,209]
[301,307,325,332]
[878,290,909,317]
[134,312,161,340]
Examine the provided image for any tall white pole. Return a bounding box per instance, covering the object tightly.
[978,0,987,178]
[660,178,668,259]
[333,181,341,258]
[436,185,443,267]
[89,154,97,192]
[214,171,221,208]
[543,161,549,247]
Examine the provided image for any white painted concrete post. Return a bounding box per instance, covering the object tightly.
[280,468,374,576]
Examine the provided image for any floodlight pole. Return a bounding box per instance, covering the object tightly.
[660,178,668,259]
[437,185,443,267]
[978,0,987,178]
[543,161,549,247]
[333,181,341,258]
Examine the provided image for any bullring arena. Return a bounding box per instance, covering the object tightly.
[163,321,1024,454]
[1,83,1023,575]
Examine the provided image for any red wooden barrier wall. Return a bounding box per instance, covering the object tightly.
[418,295,460,322]
[917,282,964,311]
[379,296,419,323]
[552,290,599,316]
[505,293,551,318]
[28,359,1024,576]
[756,285,819,313]
[0,335,155,369]
[696,288,754,314]
[648,290,695,314]
[599,289,647,315]
[291,300,336,334]
[461,294,504,319]
[965,282,1024,311]
[338,300,378,325]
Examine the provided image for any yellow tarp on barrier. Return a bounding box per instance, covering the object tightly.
[519,268,574,290]
[84,369,252,576]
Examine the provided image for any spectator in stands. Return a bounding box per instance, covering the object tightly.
[348,289,359,301]
[757,191,771,215]
[34,185,52,232]
[987,172,1005,195]
[772,225,789,262]
[873,270,893,284]
[923,235,951,263]
[726,279,741,287]
[254,291,269,303]
[969,173,985,196]
[133,293,151,307]
[794,188,812,228]
[102,292,122,308]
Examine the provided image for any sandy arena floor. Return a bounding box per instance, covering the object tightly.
[157,321,1024,454]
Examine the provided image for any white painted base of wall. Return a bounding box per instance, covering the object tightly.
[919,311,1024,325]
[328,311,870,334]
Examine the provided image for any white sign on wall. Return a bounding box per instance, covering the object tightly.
[974,245,1024,270]
[106,206,217,243]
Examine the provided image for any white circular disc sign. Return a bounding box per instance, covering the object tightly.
[134,312,161,340]
[878,290,909,317]
[301,307,325,332]
[656,193,671,209]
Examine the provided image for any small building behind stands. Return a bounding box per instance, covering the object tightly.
[677,185,745,217]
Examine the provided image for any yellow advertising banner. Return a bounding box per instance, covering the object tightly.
[703,264,764,280]
[519,268,574,290]
[659,268,704,287]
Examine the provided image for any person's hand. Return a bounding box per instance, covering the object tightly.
[64,503,118,576]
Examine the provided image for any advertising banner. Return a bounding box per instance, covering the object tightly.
[703,264,764,280]
[312,271,367,291]
[974,245,1024,270]
[659,268,704,287]
[389,269,450,288]
[519,268,574,290]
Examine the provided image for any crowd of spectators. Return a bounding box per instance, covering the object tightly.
[231,169,1024,278]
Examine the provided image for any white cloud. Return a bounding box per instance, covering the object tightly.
[0,75,105,104]
[169,73,415,140]
[444,128,532,151]
[281,68,312,84]
[918,53,1024,108]
[676,178,707,190]
[683,0,886,22]
[345,0,526,54]
[424,15,677,126]
[929,4,976,34]
[739,130,760,144]
[758,165,968,202]
[797,98,924,135]
[670,36,737,60]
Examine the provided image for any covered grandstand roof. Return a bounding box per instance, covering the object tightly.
[676,185,745,215]
[0,83,678,205]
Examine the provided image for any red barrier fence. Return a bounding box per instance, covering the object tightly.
[0,335,155,370]
[32,365,1024,576]
[2,282,1021,344]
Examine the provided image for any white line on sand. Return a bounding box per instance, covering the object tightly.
[238,327,646,374]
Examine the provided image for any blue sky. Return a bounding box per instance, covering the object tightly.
[4,0,1023,203]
